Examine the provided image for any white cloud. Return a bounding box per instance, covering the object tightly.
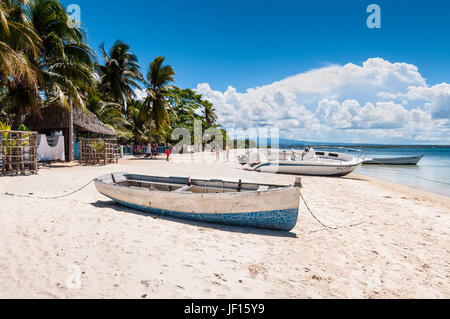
[134,88,147,101]
[195,58,450,144]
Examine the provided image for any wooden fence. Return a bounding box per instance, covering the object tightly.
[79,138,119,165]
[0,130,38,175]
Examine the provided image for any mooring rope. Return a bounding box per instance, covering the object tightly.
[0,179,94,200]
[300,192,364,230]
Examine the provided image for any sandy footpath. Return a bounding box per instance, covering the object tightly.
[0,153,449,299]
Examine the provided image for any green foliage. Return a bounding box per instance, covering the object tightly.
[97,40,144,105]
[233,139,257,149]
[1,0,96,129]
[165,87,220,146]
[90,140,105,154]
[0,121,11,131]
[141,56,176,145]
[18,124,30,131]
[167,88,203,135]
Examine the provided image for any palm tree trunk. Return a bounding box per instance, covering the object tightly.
[147,117,153,150]
[12,109,24,130]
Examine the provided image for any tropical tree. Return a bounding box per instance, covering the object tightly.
[27,0,96,112]
[141,56,176,146]
[0,0,41,89]
[2,0,96,128]
[97,40,144,108]
[86,91,129,137]
[202,100,218,129]
[167,88,202,130]
[1,0,42,128]
[127,99,147,144]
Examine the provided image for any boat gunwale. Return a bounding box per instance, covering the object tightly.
[94,173,299,197]
[253,161,363,170]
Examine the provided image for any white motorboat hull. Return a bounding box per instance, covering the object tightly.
[253,161,361,177]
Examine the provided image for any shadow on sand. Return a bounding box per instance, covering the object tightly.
[91,200,298,239]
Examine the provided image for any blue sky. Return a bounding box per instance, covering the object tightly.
[62,0,450,91]
[61,0,450,143]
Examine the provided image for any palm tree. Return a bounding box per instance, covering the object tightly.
[2,0,96,128]
[97,40,144,108]
[141,57,176,147]
[87,91,131,142]
[202,100,218,128]
[27,0,96,111]
[1,0,43,128]
[127,99,148,145]
[0,0,41,89]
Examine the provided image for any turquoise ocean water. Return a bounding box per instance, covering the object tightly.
[289,146,450,197]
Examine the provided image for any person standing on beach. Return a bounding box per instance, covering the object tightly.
[165,145,171,161]
[215,144,221,161]
[225,145,230,162]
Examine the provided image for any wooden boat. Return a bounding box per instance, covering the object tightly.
[94,173,301,231]
[363,155,424,165]
[246,148,364,177]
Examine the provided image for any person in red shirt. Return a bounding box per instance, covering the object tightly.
[165,146,171,161]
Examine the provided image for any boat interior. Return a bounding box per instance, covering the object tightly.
[103,173,291,194]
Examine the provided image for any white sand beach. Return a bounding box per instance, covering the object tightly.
[0,153,449,299]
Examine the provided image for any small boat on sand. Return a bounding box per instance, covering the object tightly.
[363,155,424,165]
[94,173,301,231]
[242,148,364,177]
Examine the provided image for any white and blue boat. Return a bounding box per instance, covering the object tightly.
[94,173,301,231]
[363,155,424,165]
[243,148,364,177]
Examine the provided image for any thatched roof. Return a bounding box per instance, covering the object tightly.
[27,104,117,136]
[72,106,117,136]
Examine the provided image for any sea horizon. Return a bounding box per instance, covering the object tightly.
[275,144,450,197]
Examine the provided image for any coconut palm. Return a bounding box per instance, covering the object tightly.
[202,100,218,128]
[127,99,148,145]
[141,56,176,146]
[27,0,96,110]
[1,0,43,128]
[97,40,144,108]
[0,0,41,89]
[2,0,96,128]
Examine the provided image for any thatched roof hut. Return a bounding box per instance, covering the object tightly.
[27,104,116,136]
[26,104,116,162]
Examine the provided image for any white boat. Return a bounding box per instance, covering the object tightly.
[245,148,364,177]
[363,155,424,165]
[95,173,301,231]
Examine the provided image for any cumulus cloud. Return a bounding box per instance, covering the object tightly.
[195,58,450,143]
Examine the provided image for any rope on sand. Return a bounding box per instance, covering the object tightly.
[0,180,94,200]
[300,192,364,230]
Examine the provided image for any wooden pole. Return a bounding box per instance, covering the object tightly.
[68,103,74,162]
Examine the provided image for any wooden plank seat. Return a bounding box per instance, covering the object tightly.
[125,179,242,192]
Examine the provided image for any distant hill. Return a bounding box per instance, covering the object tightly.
[255,138,450,149]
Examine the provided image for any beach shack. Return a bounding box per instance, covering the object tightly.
[27,104,117,162]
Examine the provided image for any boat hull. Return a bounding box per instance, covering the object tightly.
[253,162,360,177]
[94,174,300,231]
[363,156,424,165]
